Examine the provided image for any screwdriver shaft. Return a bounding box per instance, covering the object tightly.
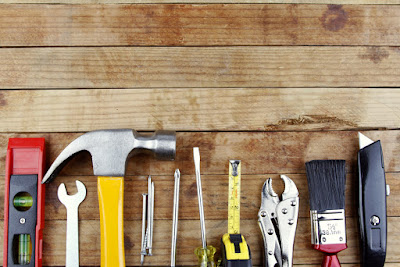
[193,147,207,249]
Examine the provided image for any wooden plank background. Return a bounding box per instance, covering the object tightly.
[0,1,399,267]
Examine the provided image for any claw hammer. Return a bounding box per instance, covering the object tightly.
[42,129,176,267]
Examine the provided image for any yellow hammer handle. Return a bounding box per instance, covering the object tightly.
[98,177,125,267]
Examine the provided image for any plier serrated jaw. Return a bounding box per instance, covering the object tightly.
[258,175,299,267]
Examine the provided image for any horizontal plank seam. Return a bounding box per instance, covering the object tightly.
[6,171,397,179]
[1,44,400,49]
[2,128,400,134]
[2,86,400,90]
[2,2,400,5]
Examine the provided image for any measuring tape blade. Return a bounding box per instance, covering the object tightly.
[228,160,241,234]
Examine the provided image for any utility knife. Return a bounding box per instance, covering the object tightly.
[358,133,390,267]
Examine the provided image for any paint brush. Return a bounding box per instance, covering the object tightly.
[305,160,347,267]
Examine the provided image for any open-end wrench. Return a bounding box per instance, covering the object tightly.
[58,180,87,267]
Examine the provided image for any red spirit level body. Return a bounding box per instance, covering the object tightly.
[3,138,46,267]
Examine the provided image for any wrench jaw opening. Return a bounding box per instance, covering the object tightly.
[57,180,87,267]
[57,181,87,207]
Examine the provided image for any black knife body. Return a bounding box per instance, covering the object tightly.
[358,140,387,267]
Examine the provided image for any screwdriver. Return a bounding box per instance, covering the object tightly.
[193,147,217,267]
[220,160,252,267]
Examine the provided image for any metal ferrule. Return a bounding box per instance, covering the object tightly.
[310,209,346,245]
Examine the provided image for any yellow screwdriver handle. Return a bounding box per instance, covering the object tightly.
[195,247,208,267]
[195,246,217,267]
[98,177,126,267]
[207,245,217,267]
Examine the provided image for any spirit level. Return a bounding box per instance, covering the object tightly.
[3,138,46,267]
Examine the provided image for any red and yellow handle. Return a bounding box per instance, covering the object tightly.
[97,177,125,267]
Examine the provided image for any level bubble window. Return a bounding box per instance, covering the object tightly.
[12,234,32,265]
[13,192,33,211]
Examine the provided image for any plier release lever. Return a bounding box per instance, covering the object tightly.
[258,175,299,267]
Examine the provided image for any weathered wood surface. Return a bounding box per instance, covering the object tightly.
[1,130,398,266]
[2,1,400,5]
[1,171,399,221]
[1,131,400,175]
[1,4,400,46]
[1,46,399,89]
[0,0,399,266]
[1,217,399,265]
[1,88,400,132]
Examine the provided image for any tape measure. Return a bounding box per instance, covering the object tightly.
[228,160,241,234]
[220,160,252,267]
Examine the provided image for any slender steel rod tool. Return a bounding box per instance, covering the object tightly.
[140,193,148,265]
[193,147,207,249]
[149,181,155,255]
[141,176,155,264]
[171,169,181,267]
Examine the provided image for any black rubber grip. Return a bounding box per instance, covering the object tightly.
[358,140,387,267]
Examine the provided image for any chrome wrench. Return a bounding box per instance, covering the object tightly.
[57,180,87,267]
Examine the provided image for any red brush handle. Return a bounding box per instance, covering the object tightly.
[313,244,346,267]
[322,254,341,267]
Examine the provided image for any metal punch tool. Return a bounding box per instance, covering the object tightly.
[258,175,299,267]
[140,175,155,265]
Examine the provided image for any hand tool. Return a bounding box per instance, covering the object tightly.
[149,178,154,256]
[140,193,148,265]
[306,160,347,267]
[220,160,252,267]
[358,133,390,267]
[171,169,181,267]
[193,147,216,267]
[57,180,87,267]
[42,129,176,267]
[3,138,46,267]
[141,175,155,264]
[258,175,299,267]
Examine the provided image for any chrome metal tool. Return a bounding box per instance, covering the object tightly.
[140,193,148,265]
[258,175,299,267]
[57,180,87,267]
[194,148,207,250]
[43,129,176,267]
[171,169,181,267]
[141,176,155,265]
[193,147,216,267]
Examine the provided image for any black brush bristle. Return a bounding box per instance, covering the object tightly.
[306,160,346,211]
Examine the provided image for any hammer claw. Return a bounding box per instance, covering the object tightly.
[43,129,176,267]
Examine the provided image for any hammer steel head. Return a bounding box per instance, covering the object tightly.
[42,129,176,183]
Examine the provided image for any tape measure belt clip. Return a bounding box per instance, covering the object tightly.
[230,234,242,254]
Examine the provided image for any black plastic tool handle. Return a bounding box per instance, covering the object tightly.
[358,140,388,267]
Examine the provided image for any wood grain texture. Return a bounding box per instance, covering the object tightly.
[1,88,400,132]
[1,0,399,265]
[1,131,400,176]
[1,217,399,266]
[1,172,398,221]
[1,4,400,46]
[2,0,400,4]
[0,46,399,89]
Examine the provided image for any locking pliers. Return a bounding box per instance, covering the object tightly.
[258,175,299,267]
